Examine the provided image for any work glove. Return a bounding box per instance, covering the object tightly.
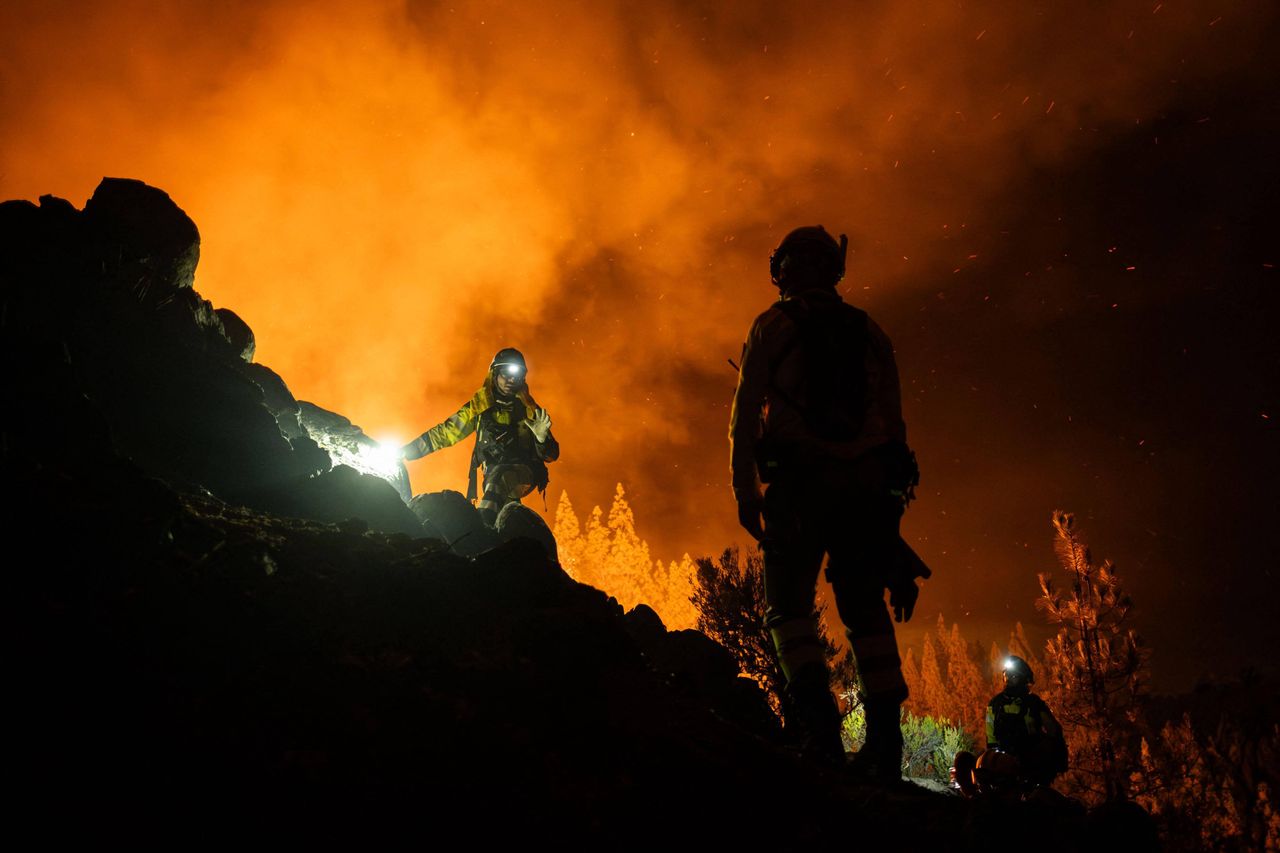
[400,435,432,461]
[526,408,552,443]
[888,576,919,623]
[736,495,765,542]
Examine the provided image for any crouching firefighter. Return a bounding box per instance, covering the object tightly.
[729,225,931,778]
[951,655,1068,797]
[402,348,559,526]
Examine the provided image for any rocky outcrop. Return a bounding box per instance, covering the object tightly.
[298,401,412,503]
[0,178,415,532]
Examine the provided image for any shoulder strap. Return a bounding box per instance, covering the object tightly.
[467,437,481,501]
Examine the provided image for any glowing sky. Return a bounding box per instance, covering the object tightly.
[3,0,1276,689]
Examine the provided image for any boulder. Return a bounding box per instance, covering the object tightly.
[215,308,255,362]
[408,490,498,556]
[239,464,425,538]
[242,362,307,439]
[299,401,411,503]
[495,501,558,561]
[82,177,200,296]
[623,603,780,740]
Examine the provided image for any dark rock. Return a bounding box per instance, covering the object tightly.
[82,177,200,296]
[408,489,498,556]
[0,197,85,292]
[242,362,307,439]
[495,501,558,561]
[2,181,327,498]
[154,286,233,355]
[239,464,425,538]
[38,194,78,217]
[624,604,780,740]
[215,307,255,362]
[298,401,411,503]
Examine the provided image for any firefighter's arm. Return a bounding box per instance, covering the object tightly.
[729,319,769,505]
[729,320,770,541]
[403,392,482,460]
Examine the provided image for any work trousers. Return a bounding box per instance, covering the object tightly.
[476,463,536,525]
[761,450,909,705]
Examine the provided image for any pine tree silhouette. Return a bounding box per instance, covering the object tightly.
[1037,510,1149,804]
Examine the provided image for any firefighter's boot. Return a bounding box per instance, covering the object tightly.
[847,698,903,783]
[784,666,845,765]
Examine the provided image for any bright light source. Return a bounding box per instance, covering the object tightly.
[362,440,404,477]
[505,364,521,375]
[1004,658,1014,670]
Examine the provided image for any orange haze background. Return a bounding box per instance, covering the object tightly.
[4,0,1276,688]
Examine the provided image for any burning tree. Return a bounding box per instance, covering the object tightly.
[553,486,697,630]
[1037,510,1149,804]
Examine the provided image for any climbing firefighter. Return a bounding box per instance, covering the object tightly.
[952,655,1068,796]
[729,225,930,779]
[401,347,559,526]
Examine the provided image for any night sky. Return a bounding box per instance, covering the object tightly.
[3,0,1276,691]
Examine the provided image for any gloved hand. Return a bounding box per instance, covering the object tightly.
[400,436,432,461]
[888,577,919,623]
[737,495,765,542]
[526,408,552,443]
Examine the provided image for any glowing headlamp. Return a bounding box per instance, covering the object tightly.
[503,364,523,376]
[1004,658,1015,670]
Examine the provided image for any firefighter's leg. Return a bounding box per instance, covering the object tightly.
[477,466,534,526]
[762,481,842,762]
[828,496,907,779]
[476,483,504,526]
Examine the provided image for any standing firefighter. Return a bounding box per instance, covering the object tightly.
[729,225,929,777]
[402,348,559,525]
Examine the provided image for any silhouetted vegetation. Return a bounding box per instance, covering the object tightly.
[689,547,789,711]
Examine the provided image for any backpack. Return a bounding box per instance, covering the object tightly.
[769,297,871,442]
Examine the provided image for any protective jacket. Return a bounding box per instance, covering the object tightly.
[413,376,559,500]
[985,688,1068,782]
[729,287,905,503]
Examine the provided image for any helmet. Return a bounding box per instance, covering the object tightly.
[490,347,527,380]
[769,225,848,288]
[1003,655,1035,684]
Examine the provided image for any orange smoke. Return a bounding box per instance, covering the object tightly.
[0,0,1267,576]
